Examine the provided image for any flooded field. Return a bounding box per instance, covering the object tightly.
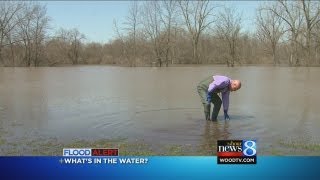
[0,66,320,155]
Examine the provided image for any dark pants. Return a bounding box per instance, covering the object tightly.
[197,76,222,120]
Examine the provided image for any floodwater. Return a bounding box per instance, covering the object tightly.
[0,66,320,155]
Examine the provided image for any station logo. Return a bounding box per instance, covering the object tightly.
[217,140,257,164]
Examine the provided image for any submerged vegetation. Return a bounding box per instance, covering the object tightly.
[279,140,320,152]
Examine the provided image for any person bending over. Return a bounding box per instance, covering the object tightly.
[197,75,241,121]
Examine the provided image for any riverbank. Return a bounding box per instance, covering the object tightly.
[1,136,320,156]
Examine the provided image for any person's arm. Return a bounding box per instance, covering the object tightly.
[222,91,230,112]
[222,91,230,120]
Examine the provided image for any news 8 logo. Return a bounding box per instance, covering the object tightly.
[242,140,257,156]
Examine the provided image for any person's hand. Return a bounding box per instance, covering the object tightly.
[224,110,230,120]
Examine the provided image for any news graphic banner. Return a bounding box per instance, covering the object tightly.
[62,148,148,165]
[0,142,319,179]
[1,156,320,179]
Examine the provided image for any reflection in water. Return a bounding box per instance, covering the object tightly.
[201,120,231,153]
[0,66,320,155]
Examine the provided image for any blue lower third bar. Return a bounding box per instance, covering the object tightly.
[0,156,319,179]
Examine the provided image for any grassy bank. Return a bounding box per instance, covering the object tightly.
[1,137,320,156]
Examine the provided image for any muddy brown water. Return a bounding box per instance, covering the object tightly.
[0,66,320,155]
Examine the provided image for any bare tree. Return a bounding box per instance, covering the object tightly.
[141,1,164,67]
[178,0,216,64]
[68,28,85,64]
[16,3,35,66]
[113,19,130,65]
[32,4,50,66]
[16,2,49,66]
[215,6,242,67]
[267,0,303,66]
[0,1,24,66]
[45,38,66,66]
[256,4,285,65]
[124,1,140,67]
[299,0,320,66]
[53,28,71,64]
[161,0,178,66]
[83,42,104,64]
[55,28,85,65]
[111,1,140,66]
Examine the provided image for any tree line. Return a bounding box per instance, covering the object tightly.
[1,0,320,67]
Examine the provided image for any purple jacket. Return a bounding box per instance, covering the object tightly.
[206,75,231,112]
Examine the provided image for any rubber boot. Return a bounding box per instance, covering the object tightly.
[211,112,218,121]
[211,104,221,121]
[204,103,211,120]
